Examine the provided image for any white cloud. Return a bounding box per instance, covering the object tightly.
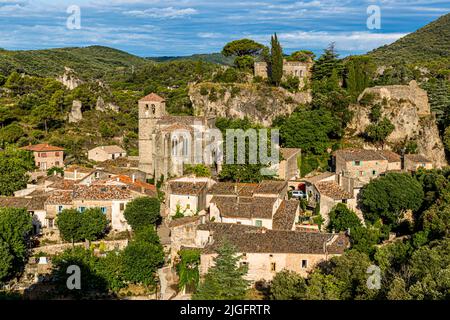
[124,6,198,18]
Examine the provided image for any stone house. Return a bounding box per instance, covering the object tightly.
[254,59,312,88]
[404,154,433,172]
[278,148,301,180]
[21,143,64,171]
[0,196,47,234]
[88,145,127,162]
[64,165,95,181]
[168,180,209,217]
[44,184,150,233]
[197,223,349,282]
[138,93,220,180]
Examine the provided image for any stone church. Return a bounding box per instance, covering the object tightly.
[138,93,219,180]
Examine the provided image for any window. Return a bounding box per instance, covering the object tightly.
[57,206,64,214]
[151,104,156,114]
[120,203,125,211]
[270,262,276,272]
[55,161,60,166]
[342,199,347,204]
[101,207,107,214]
[255,220,263,227]
[55,152,60,157]
[354,160,361,166]
[302,260,308,269]
[48,218,54,228]
[78,207,86,213]
[41,152,47,158]
[240,261,248,268]
[372,170,377,175]
[359,171,364,176]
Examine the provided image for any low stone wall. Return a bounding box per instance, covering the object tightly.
[32,239,129,256]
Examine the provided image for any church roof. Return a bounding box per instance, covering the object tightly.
[139,93,165,102]
[157,116,205,126]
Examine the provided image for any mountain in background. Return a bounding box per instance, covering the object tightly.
[0,45,149,80]
[368,13,450,68]
[147,53,234,66]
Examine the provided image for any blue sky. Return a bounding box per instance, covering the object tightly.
[0,0,449,57]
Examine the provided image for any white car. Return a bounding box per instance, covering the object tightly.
[291,190,308,200]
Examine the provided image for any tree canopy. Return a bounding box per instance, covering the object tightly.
[123,197,161,230]
[222,39,266,57]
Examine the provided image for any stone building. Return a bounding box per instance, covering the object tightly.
[138,93,219,180]
[277,148,301,180]
[254,59,312,88]
[404,154,433,172]
[21,143,64,171]
[168,180,209,217]
[197,223,349,281]
[88,145,127,162]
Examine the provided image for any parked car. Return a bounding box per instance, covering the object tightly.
[291,190,308,200]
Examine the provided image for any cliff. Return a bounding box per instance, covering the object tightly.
[189,82,312,126]
[347,80,447,168]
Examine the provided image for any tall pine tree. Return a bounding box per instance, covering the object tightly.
[192,241,249,300]
[269,33,283,86]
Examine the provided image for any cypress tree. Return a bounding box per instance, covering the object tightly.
[193,241,249,300]
[270,33,283,86]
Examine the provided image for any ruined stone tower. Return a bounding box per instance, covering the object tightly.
[138,93,166,177]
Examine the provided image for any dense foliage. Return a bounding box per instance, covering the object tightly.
[123,197,161,230]
[0,147,35,196]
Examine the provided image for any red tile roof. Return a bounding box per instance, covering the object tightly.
[139,93,165,102]
[22,143,64,152]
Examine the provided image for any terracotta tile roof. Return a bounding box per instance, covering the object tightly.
[72,185,132,201]
[169,181,208,196]
[272,200,299,230]
[0,196,46,211]
[139,93,165,102]
[377,150,401,163]
[315,181,353,200]
[65,165,95,174]
[113,175,157,197]
[210,196,277,219]
[280,148,301,160]
[21,143,64,152]
[101,157,139,168]
[254,180,287,195]
[334,148,385,162]
[198,223,349,254]
[47,177,77,191]
[405,154,431,163]
[303,172,335,184]
[208,182,258,197]
[169,215,203,228]
[91,145,126,154]
[45,191,73,205]
[157,116,205,126]
[161,123,194,133]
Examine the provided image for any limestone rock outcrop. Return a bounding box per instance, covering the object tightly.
[96,97,119,113]
[348,80,447,168]
[189,82,312,126]
[68,100,83,123]
[56,67,83,90]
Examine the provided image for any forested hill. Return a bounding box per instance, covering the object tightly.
[368,13,450,69]
[147,53,234,66]
[0,45,149,80]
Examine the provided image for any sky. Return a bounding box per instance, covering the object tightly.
[0,0,449,57]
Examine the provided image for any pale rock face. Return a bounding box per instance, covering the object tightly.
[348,81,447,168]
[96,96,106,112]
[56,67,83,90]
[189,83,312,126]
[68,100,83,123]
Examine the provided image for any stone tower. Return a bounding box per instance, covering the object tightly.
[138,93,166,177]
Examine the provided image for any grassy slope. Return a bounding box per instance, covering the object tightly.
[0,45,149,79]
[367,13,450,67]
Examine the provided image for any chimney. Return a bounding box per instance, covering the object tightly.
[74,169,77,180]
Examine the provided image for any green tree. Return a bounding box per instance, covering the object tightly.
[80,208,108,242]
[222,39,266,57]
[47,166,64,177]
[176,249,201,292]
[0,207,32,280]
[269,270,307,300]
[193,241,249,300]
[269,33,283,86]
[96,250,126,292]
[312,43,343,81]
[234,55,255,71]
[0,147,34,196]
[345,56,375,102]
[124,197,161,230]
[0,123,24,144]
[0,240,13,282]
[327,203,362,233]
[360,172,424,225]
[386,277,411,300]
[305,271,343,300]
[184,164,211,177]
[122,240,165,286]
[364,117,395,145]
[56,209,83,244]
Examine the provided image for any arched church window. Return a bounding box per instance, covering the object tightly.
[172,137,178,156]
[145,104,150,117]
[151,104,156,115]
[182,136,189,156]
